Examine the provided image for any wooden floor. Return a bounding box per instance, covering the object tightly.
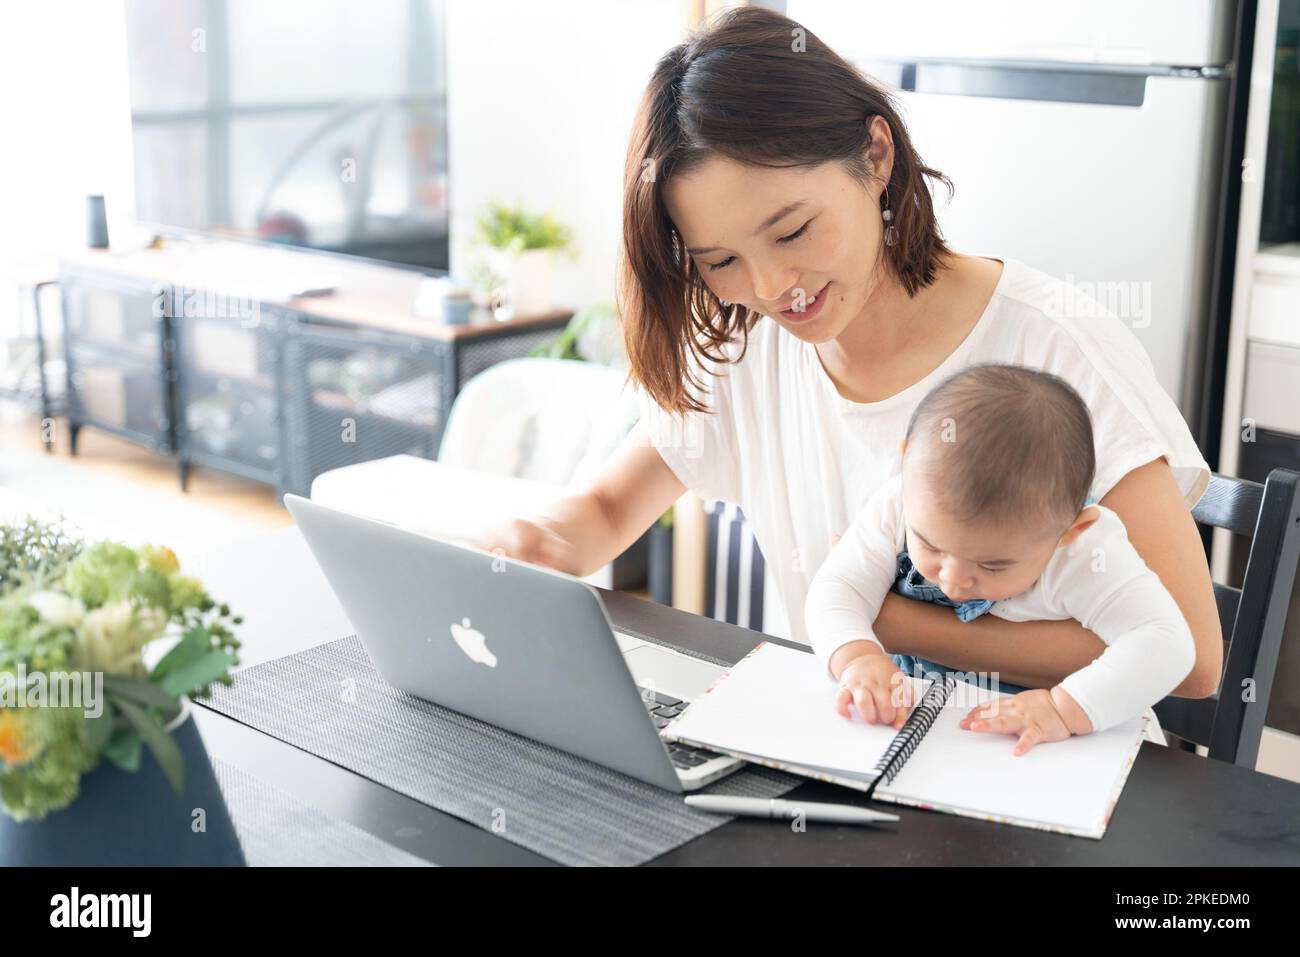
[0,410,650,598]
[0,411,292,530]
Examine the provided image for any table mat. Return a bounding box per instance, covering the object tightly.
[202,635,800,866]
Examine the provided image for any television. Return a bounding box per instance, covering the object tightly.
[124,0,450,273]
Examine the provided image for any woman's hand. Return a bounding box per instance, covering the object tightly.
[474,515,582,574]
[471,421,689,577]
[1099,458,1223,698]
[834,648,915,729]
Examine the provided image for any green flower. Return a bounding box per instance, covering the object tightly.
[61,542,140,609]
[124,566,171,613]
[0,515,83,598]
[167,575,208,615]
[61,542,173,615]
[0,601,74,674]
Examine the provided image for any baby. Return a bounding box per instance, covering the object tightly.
[804,363,1195,755]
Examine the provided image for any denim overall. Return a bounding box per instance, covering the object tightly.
[888,499,1096,695]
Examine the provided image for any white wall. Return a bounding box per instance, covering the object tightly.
[0,0,692,311]
[446,1,688,306]
[0,2,136,263]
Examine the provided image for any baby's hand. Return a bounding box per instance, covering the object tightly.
[959,689,1074,756]
[834,651,915,729]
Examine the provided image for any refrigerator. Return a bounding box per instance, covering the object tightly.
[787,0,1250,454]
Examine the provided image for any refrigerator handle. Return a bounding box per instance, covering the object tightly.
[859,58,1218,107]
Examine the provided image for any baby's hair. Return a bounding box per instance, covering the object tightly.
[903,364,1095,530]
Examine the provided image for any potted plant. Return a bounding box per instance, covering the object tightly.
[530,302,626,367]
[467,261,505,315]
[473,201,576,318]
[0,515,245,865]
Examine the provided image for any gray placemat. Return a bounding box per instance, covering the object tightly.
[213,757,433,867]
[202,636,800,866]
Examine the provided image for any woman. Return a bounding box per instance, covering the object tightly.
[481,7,1223,718]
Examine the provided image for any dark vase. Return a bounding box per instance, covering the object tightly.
[85,194,109,249]
[0,704,245,866]
[648,522,673,606]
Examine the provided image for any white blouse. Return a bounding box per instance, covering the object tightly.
[638,256,1211,647]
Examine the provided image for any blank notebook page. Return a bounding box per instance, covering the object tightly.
[877,680,1146,835]
[665,642,929,781]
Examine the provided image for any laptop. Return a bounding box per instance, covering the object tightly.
[283,494,744,791]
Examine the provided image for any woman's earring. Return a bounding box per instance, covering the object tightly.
[882,184,898,248]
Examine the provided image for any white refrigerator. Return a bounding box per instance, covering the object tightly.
[788,0,1244,439]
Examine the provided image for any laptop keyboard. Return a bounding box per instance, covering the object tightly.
[637,688,725,770]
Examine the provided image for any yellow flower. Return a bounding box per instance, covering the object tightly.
[0,710,35,767]
[140,544,180,577]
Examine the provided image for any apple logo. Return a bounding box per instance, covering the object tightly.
[449,617,497,668]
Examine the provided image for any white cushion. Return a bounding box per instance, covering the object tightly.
[437,357,639,486]
[309,454,613,587]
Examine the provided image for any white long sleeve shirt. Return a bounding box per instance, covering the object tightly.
[804,475,1197,733]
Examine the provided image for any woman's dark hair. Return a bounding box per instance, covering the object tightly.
[620,5,953,414]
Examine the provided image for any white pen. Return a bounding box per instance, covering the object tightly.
[685,795,899,825]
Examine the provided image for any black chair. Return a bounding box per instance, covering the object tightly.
[1155,468,1300,767]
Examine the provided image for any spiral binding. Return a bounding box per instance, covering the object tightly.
[869,673,957,789]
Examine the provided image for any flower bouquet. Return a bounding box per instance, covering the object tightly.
[0,515,241,823]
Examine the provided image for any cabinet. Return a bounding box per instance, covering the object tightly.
[173,308,286,489]
[282,322,446,497]
[63,271,172,452]
[58,262,571,499]
[282,317,566,497]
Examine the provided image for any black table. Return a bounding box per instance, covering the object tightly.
[189,528,1300,866]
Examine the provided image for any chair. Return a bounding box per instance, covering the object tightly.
[436,357,639,484]
[308,357,641,587]
[1155,468,1300,767]
[703,501,770,633]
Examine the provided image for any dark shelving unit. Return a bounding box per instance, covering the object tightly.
[58,263,571,499]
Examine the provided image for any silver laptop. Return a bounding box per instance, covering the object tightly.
[283,494,743,791]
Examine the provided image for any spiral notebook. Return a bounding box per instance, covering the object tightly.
[663,642,1148,839]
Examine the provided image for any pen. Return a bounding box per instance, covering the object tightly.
[684,795,899,825]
